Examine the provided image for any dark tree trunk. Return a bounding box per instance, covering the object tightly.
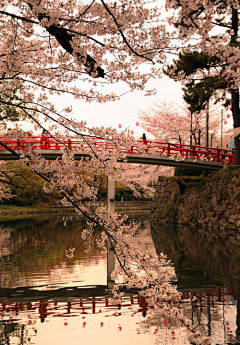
[231,8,240,165]
[236,284,240,342]
[231,89,240,165]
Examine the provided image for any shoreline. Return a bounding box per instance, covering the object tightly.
[0,202,151,218]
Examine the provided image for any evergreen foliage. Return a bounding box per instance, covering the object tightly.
[174,167,213,177]
[165,51,230,114]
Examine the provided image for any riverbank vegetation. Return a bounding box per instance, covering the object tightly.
[0,162,152,207]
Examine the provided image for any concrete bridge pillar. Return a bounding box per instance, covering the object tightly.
[107,178,115,213]
[107,177,115,290]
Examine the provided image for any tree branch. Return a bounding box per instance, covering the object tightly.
[100,0,154,64]
[44,24,105,78]
[0,10,38,24]
[0,8,105,78]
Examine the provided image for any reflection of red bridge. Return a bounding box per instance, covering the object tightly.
[1,294,149,321]
[0,287,236,322]
[0,136,235,169]
[181,287,236,302]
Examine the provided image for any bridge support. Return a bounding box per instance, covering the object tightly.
[107,177,116,290]
[107,178,115,213]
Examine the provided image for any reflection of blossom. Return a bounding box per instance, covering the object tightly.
[65,248,75,258]
[0,226,13,257]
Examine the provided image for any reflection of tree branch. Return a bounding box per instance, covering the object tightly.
[107,234,130,278]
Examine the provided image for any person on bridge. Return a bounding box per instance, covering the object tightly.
[142,133,147,145]
[41,129,50,150]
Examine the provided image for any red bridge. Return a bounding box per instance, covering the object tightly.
[0,136,235,169]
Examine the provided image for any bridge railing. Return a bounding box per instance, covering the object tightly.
[0,136,235,164]
[145,141,234,164]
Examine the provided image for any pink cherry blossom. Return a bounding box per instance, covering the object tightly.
[138,100,225,150]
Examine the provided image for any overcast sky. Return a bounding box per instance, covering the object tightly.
[46,74,185,138]
[16,72,184,138]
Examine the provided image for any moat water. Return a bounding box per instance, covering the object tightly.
[0,214,239,345]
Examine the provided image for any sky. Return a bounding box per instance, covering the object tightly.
[16,69,232,143]
[16,63,185,137]
[31,74,185,138]
[70,76,184,130]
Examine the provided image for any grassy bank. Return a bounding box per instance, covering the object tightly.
[0,201,152,218]
[0,204,75,217]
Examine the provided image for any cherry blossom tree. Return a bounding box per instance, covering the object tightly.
[0,1,215,342]
[165,0,240,163]
[117,163,174,198]
[0,0,170,120]
[138,100,231,148]
[139,101,197,145]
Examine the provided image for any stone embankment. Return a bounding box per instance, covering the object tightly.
[151,169,240,230]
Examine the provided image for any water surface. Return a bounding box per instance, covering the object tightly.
[0,215,239,344]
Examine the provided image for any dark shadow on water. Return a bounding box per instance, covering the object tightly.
[151,220,240,344]
[150,221,240,289]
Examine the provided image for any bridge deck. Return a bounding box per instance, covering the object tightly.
[0,137,236,169]
[0,150,234,170]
